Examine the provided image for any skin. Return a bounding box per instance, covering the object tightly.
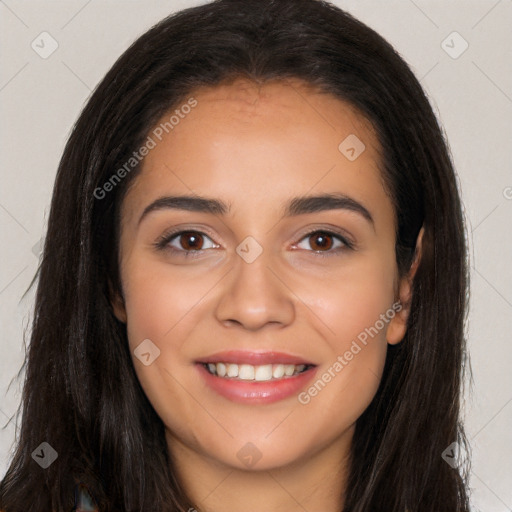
[112,78,422,512]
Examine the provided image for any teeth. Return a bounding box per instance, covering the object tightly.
[216,362,227,377]
[226,364,239,378]
[207,362,309,380]
[284,364,295,376]
[238,364,254,380]
[273,364,285,379]
[254,364,273,381]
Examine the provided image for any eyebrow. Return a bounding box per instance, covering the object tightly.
[138,193,374,226]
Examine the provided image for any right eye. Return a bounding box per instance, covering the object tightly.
[155,230,219,257]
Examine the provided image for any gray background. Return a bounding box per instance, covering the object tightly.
[0,0,511,510]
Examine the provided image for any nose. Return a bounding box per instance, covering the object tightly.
[214,248,296,331]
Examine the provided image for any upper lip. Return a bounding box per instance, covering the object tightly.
[197,350,316,366]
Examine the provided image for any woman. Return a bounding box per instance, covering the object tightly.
[0,0,471,510]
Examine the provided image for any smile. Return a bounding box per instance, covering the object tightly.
[196,351,318,404]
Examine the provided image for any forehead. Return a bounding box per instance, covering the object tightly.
[185,77,375,138]
[121,77,391,228]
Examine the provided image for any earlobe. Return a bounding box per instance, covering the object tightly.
[386,226,424,345]
[108,280,127,323]
[111,294,127,323]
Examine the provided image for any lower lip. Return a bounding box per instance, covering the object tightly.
[197,364,318,404]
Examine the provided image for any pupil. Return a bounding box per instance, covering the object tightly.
[312,232,332,251]
[182,232,202,250]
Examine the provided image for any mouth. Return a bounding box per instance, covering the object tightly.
[196,351,318,404]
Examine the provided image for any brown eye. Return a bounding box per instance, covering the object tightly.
[308,232,334,251]
[156,230,218,255]
[294,230,351,256]
[178,231,205,250]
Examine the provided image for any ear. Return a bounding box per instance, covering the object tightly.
[108,279,127,324]
[386,226,424,345]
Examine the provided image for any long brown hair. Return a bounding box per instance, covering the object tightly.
[0,0,471,510]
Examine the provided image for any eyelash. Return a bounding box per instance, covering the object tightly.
[153,228,354,259]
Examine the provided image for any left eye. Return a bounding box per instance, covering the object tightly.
[295,230,349,252]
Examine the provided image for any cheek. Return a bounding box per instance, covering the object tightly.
[315,254,396,349]
[120,256,224,391]
[120,260,210,433]
[120,261,193,402]
[122,260,207,350]
[300,256,396,417]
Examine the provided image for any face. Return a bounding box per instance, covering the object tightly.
[112,78,414,473]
